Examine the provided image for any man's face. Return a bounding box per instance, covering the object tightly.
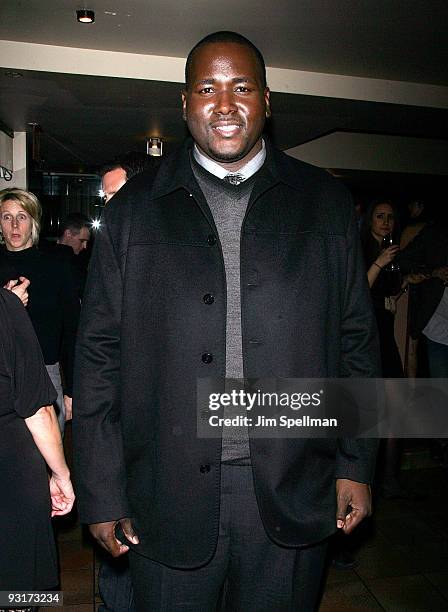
[102,167,127,203]
[182,42,270,171]
[62,226,91,254]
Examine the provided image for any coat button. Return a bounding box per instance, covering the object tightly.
[203,293,214,305]
[200,464,211,473]
[207,234,217,245]
[202,353,213,364]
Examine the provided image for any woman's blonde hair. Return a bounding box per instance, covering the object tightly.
[0,188,42,245]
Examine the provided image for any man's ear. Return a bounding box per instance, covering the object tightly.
[264,87,271,118]
[181,90,188,122]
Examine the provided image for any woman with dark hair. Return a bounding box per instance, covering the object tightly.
[0,288,74,599]
[361,199,403,376]
[0,188,80,432]
[361,199,407,498]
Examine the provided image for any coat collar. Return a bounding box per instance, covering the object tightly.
[150,136,312,201]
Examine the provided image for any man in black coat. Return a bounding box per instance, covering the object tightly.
[74,31,380,611]
[54,213,91,299]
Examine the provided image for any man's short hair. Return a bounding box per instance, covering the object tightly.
[100,152,159,181]
[58,212,91,238]
[185,31,267,89]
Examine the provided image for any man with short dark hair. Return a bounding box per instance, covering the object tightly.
[100,152,159,203]
[52,213,91,300]
[74,31,379,611]
[57,212,91,255]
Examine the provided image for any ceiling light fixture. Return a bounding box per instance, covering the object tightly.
[76,9,95,23]
[147,137,163,157]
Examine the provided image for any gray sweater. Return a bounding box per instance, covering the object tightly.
[192,157,256,463]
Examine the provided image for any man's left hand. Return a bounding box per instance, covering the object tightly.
[335,479,371,534]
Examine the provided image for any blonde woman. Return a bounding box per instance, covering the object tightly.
[0,188,80,431]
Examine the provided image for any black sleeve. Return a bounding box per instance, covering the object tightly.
[0,289,57,418]
[338,200,381,483]
[73,201,131,523]
[340,202,381,378]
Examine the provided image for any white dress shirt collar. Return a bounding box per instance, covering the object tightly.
[193,139,266,181]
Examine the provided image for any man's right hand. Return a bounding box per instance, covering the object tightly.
[89,518,139,557]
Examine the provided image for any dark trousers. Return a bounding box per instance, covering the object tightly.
[98,554,136,612]
[129,465,327,611]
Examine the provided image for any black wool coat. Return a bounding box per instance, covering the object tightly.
[73,138,380,569]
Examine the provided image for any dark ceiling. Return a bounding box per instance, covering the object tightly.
[1,69,447,173]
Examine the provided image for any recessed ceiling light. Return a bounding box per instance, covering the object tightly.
[76,9,95,23]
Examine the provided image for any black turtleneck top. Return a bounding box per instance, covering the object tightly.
[0,246,80,395]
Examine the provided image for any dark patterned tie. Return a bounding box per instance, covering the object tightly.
[223,173,245,185]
